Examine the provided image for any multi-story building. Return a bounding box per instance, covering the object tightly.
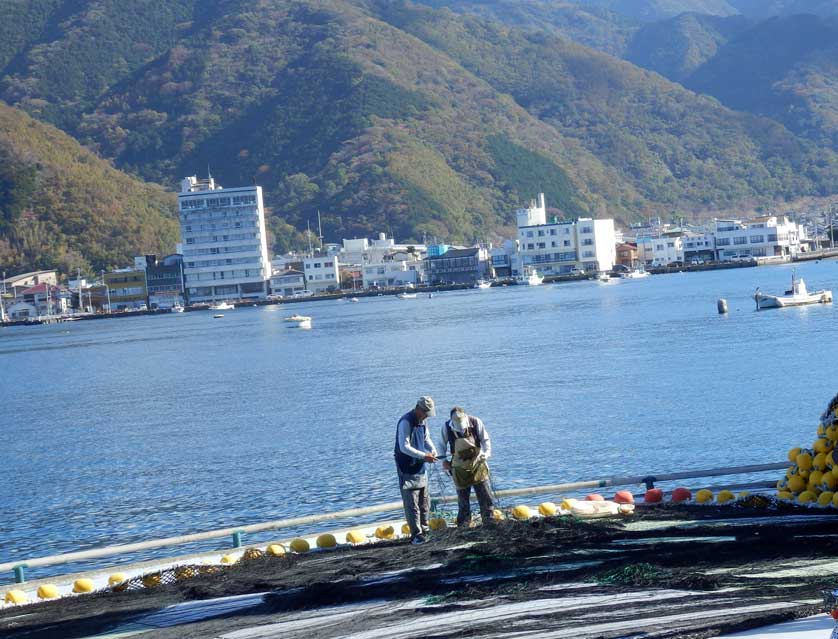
[303,255,340,293]
[270,269,306,297]
[713,216,804,261]
[104,269,148,310]
[136,254,185,308]
[615,242,638,268]
[178,175,271,303]
[637,232,684,267]
[426,247,489,285]
[515,194,616,274]
[362,255,424,289]
[682,232,716,262]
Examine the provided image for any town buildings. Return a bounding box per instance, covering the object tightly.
[303,255,340,293]
[104,269,147,310]
[426,247,489,285]
[515,194,616,275]
[270,269,306,297]
[637,232,684,267]
[138,254,185,309]
[713,216,804,261]
[178,176,271,303]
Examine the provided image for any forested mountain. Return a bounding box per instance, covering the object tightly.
[0,0,836,272]
[0,101,177,274]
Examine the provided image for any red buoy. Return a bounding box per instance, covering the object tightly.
[614,490,634,504]
[671,487,692,503]
[644,488,663,503]
[585,493,605,501]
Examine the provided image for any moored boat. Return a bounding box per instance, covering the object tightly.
[284,314,312,328]
[754,271,832,310]
[517,268,543,286]
[476,280,492,289]
[620,268,650,280]
[209,301,235,311]
[396,292,417,299]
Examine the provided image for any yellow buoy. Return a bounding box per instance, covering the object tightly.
[108,573,127,586]
[401,523,411,536]
[814,438,830,454]
[429,518,447,531]
[4,589,27,604]
[788,446,802,462]
[832,492,838,507]
[492,508,504,520]
[73,578,95,594]
[142,573,161,588]
[825,473,838,491]
[290,538,310,553]
[538,502,557,516]
[716,490,735,504]
[242,548,263,561]
[36,584,59,600]
[777,490,793,500]
[797,452,814,471]
[267,543,287,556]
[814,453,828,471]
[737,491,750,499]
[220,554,239,564]
[819,491,834,507]
[511,504,532,520]
[316,533,337,549]
[788,475,806,493]
[695,489,713,504]
[345,531,365,545]
[374,525,395,540]
[827,425,838,441]
[174,566,197,580]
[809,470,825,489]
[798,490,817,504]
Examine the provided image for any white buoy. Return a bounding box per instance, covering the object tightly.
[717,299,728,314]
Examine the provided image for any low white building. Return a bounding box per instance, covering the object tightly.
[339,234,426,266]
[303,255,340,293]
[682,231,716,262]
[515,193,616,275]
[362,257,424,289]
[270,269,306,297]
[713,216,804,261]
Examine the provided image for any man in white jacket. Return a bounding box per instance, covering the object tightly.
[440,407,494,527]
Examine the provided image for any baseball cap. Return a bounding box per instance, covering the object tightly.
[416,396,436,416]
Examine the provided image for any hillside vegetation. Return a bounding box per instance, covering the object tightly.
[0,0,836,268]
[0,101,178,274]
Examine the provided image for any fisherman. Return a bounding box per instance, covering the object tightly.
[441,407,494,527]
[394,396,438,545]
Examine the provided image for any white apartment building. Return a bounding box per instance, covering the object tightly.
[713,216,804,261]
[682,231,716,262]
[516,193,616,274]
[303,255,340,293]
[178,176,271,302]
[637,233,683,267]
[339,234,426,266]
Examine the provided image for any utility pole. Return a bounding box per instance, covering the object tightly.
[317,210,324,249]
[306,220,313,257]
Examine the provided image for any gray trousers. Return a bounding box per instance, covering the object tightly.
[398,471,430,538]
[456,480,494,527]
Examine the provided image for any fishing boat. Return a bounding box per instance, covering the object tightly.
[620,268,650,280]
[396,292,417,299]
[171,305,185,313]
[517,268,544,286]
[209,301,235,311]
[597,272,611,283]
[349,297,360,303]
[754,271,833,310]
[284,314,312,328]
[476,280,492,289]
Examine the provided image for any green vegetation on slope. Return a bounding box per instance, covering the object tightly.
[0,101,178,275]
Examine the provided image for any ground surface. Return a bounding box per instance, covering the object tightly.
[3,501,838,639]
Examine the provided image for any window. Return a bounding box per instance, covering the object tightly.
[550,229,556,236]
[527,243,534,250]
[551,241,556,248]
[717,238,731,246]
[527,231,533,238]
[582,251,594,258]
[537,230,544,237]
[582,239,593,246]
[581,226,592,234]
[667,242,674,248]
[767,234,778,242]
[563,240,570,247]
[751,235,764,243]
[734,236,748,245]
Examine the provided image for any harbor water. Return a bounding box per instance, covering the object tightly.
[3,260,838,581]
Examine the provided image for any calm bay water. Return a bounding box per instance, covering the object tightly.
[3,260,838,581]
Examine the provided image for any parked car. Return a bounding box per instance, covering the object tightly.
[689,258,705,265]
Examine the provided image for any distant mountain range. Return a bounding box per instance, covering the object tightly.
[0,0,836,274]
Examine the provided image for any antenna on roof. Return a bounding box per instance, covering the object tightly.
[317,210,323,247]
[307,220,314,257]
[207,163,212,180]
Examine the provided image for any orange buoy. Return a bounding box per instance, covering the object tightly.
[614,490,634,504]
[671,487,692,503]
[584,494,605,501]
[644,488,663,503]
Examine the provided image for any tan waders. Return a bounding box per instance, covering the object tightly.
[451,433,493,526]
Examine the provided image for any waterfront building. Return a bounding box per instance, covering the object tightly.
[1,270,58,297]
[136,254,185,309]
[269,269,306,297]
[713,216,804,261]
[637,232,684,267]
[362,254,424,289]
[178,176,271,303]
[8,282,69,318]
[339,234,426,266]
[682,232,716,262]
[515,193,616,275]
[490,241,516,278]
[426,247,489,285]
[104,269,148,310]
[303,255,340,293]
[615,242,638,268]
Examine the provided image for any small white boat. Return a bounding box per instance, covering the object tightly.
[284,314,312,328]
[171,305,185,313]
[213,314,224,319]
[209,301,235,311]
[597,272,610,282]
[620,268,650,280]
[476,280,492,289]
[396,292,417,299]
[755,271,833,310]
[349,297,360,303]
[517,269,544,286]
